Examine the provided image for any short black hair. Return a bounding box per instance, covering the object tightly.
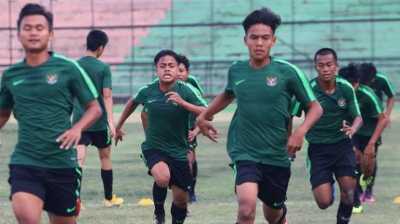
[178,54,190,71]
[154,49,179,65]
[314,48,338,63]
[17,3,53,31]
[86,30,109,51]
[338,63,360,84]
[359,62,377,85]
[242,8,281,34]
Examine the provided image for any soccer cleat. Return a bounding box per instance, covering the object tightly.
[359,174,373,192]
[363,193,376,204]
[352,205,364,214]
[103,194,124,207]
[153,213,165,224]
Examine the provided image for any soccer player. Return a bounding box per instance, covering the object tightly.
[0,3,102,224]
[338,63,388,213]
[292,48,363,224]
[361,63,395,203]
[176,54,204,203]
[141,54,205,221]
[72,30,124,207]
[115,49,207,224]
[196,8,323,224]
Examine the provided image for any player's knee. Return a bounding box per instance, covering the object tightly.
[238,201,256,221]
[340,189,354,205]
[154,174,170,188]
[14,211,39,224]
[316,198,332,209]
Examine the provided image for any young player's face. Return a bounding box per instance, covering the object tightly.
[244,23,276,62]
[177,63,189,81]
[156,55,178,84]
[18,15,52,53]
[315,54,338,82]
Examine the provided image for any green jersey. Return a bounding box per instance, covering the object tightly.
[370,73,395,102]
[133,80,207,161]
[225,58,316,167]
[72,56,112,131]
[356,85,383,137]
[292,77,361,144]
[186,75,204,95]
[0,53,98,168]
[186,75,205,129]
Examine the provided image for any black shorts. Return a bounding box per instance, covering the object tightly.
[308,138,357,189]
[8,165,82,216]
[352,134,381,154]
[79,129,111,149]
[142,149,192,192]
[233,160,291,209]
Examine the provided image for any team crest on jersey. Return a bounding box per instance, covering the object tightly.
[46,74,58,85]
[266,76,278,87]
[337,98,346,107]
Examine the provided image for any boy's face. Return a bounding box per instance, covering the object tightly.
[315,53,338,82]
[177,63,189,81]
[156,55,178,84]
[18,15,52,53]
[244,23,276,62]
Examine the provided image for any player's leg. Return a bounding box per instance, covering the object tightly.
[187,148,197,202]
[171,185,189,224]
[352,148,363,213]
[259,164,290,224]
[152,181,167,223]
[12,192,43,224]
[336,176,356,224]
[335,139,357,224]
[9,165,45,224]
[364,141,380,203]
[308,143,335,209]
[234,161,261,224]
[44,168,81,224]
[95,130,123,207]
[144,150,171,224]
[76,145,87,168]
[169,157,192,224]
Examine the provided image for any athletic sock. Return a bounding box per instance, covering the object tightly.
[336,202,352,224]
[153,182,167,215]
[171,203,187,224]
[190,161,198,197]
[354,164,362,206]
[101,169,113,200]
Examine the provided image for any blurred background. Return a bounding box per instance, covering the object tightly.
[1,0,399,99]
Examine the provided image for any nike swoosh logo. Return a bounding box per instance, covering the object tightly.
[147,99,156,104]
[13,79,25,86]
[66,206,76,213]
[235,79,245,86]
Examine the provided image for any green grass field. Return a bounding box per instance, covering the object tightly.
[0,110,400,223]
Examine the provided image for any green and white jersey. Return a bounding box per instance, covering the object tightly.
[225,58,316,168]
[292,77,361,144]
[356,85,383,137]
[0,53,98,168]
[370,72,395,102]
[133,80,207,161]
[72,56,112,131]
[186,75,205,129]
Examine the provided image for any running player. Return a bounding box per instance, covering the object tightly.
[292,48,363,224]
[338,63,388,213]
[360,63,395,203]
[196,8,323,224]
[0,3,101,224]
[72,30,123,207]
[115,49,207,224]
